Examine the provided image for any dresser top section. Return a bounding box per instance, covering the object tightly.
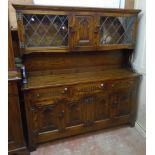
[13,4,140,14]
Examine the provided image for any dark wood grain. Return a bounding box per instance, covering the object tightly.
[8,25,16,71]
[8,25,30,155]
[12,5,141,151]
[8,81,30,155]
[13,4,140,14]
[23,69,139,90]
[23,50,128,72]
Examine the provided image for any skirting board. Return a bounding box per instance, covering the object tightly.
[135,122,146,137]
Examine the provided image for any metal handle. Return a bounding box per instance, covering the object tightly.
[64,87,68,91]
[112,101,118,108]
[59,110,65,119]
[94,25,100,33]
[69,26,76,33]
[84,96,95,104]
[43,107,53,114]
[100,83,104,87]
[111,84,114,87]
[21,65,27,84]
[63,87,68,94]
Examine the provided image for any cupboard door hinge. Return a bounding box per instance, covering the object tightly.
[19,42,25,48]
[16,12,23,21]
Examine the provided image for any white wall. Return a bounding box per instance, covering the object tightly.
[33,0,125,8]
[132,0,146,135]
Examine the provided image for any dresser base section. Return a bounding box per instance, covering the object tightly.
[36,115,129,145]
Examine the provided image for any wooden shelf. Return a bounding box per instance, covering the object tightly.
[23,68,140,90]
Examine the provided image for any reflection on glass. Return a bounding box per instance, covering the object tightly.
[99,16,136,45]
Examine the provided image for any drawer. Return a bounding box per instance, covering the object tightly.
[73,82,107,95]
[31,98,64,107]
[107,79,134,90]
[28,86,71,102]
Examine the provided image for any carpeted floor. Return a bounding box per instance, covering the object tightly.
[31,126,146,155]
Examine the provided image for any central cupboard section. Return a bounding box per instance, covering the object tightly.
[25,79,133,144]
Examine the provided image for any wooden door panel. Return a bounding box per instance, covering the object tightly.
[110,89,132,118]
[66,99,83,127]
[74,16,94,47]
[117,90,131,116]
[8,82,25,150]
[38,105,59,132]
[95,93,110,121]
[31,98,67,135]
[81,94,96,126]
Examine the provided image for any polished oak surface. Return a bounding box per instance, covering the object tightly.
[8,25,30,155]
[13,5,140,54]
[13,5,141,152]
[13,4,140,13]
[23,69,139,90]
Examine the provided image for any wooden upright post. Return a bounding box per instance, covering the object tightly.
[125,0,135,9]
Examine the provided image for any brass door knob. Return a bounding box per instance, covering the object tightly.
[64,87,68,91]
[101,83,104,87]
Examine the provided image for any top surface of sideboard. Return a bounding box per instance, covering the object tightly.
[23,68,140,90]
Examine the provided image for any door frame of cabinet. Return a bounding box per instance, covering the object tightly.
[96,12,138,51]
[71,12,96,51]
[16,10,74,54]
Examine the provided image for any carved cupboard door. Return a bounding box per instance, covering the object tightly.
[95,93,110,121]
[31,98,67,135]
[66,98,83,128]
[73,15,94,48]
[110,89,132,118]
[81,94,96,127]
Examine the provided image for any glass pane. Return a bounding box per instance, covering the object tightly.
[23,14,69,47]
[99,16,136,45]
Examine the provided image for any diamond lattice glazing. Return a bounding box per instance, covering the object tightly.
[23,14,69,47]
[99,16,136,45]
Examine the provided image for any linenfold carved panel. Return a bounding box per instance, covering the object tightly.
[66,99,83,127]
[95,94,110,121]
[110,89,131,118]
[74,16,94,46]
[31,99,67,133]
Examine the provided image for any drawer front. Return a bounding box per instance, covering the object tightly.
[73,82,107,95]
[107,79,134,90]
[28,86,71,102]
[27,79,134,104]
